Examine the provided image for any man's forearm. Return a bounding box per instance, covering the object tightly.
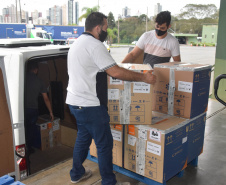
[121,53,135,63]
[106,65,156,84]
[45,99,53,114]
[113,67,145,82]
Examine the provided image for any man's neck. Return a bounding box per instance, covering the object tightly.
[86,31,98,40]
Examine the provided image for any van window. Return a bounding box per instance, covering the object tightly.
[24,54,76,174]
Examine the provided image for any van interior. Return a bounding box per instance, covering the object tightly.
[25,54,76,175]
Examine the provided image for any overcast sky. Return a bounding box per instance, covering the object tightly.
[0,0,221,25]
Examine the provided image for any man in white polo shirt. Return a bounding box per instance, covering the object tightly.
[122,11,181,68]
[66,12,156,185]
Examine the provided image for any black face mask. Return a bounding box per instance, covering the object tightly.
[99,30,108,42]
[155,29,167,36]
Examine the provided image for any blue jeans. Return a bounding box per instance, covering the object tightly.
[69,105,116,185]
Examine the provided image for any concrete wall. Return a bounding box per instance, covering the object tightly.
[213,0,226,101]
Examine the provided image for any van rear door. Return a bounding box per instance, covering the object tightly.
[0,56,17,178]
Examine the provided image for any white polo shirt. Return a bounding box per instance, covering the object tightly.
[66,33,117,107]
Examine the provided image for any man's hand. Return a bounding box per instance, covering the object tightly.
[50,112,54,122]
[143,70,156,84]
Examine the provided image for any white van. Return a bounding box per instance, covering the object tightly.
[0,39,77,180]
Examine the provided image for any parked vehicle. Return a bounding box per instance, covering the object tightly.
[36,25,84,45]
[66,38,77,45]
[103,41,110,53]
[0,23,52,42]
[131,41,138,45]
[0,38,71,180]
[0,23,84,45]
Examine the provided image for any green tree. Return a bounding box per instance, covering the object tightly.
[178,4,218,19]
[107,12,116,29]
[138,14,148,23]
[107,28,118,45]
[79,6,99,22]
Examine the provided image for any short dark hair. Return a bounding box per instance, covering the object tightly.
[155,11,171,27]
[85,12,107,31]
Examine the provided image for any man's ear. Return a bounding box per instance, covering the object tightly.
[168,24,171,29]
[96,25,101,33]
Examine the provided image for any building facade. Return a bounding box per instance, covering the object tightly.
[68,0,74,25]
[49,5,62,25]
[154,3,162,16]
[202,24,218,44]
[62,4,67,25]
[75,2,79,25]
[122,7,131,18]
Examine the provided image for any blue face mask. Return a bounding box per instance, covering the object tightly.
[99,30,108,42]
[155,29,167,36]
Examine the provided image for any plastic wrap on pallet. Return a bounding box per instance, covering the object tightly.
[151,112,171,125]
[168,68,175,115]
[134,117,189,135]
[119,82,131,124]
[154,62,212,72]
[124,82,131,124]
[136,138,146,176]
[118,63,152,71]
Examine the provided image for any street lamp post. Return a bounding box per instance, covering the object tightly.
[146,7,148,32]
[118,15,120,44]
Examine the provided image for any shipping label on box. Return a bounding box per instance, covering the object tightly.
[153,62,211,119]
[124,113,188,183]
[108,64,153,125]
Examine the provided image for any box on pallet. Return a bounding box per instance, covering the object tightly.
[33,115,61,151]
[108,63,153,125]
[153,62,211,119]
[124,112,188,183]
[186,112,206,163]
[90,124,124,167]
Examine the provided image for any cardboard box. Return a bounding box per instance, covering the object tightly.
[186,112,206,163]
[108,64,153,124]
[90,124,124,167]
[33,115,61,151]
[124,112,188,183]
[61,121,77,148]
[153,62,211,119]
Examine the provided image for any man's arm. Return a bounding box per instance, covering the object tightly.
[173,55,181,62]
[42,93,54,121]
[122,46,144,64]
[106,65,156,85]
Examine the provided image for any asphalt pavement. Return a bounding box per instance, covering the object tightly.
[110,45,216,66]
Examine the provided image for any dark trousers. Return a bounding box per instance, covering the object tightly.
[25,108,39,150]
[69,105,117,185]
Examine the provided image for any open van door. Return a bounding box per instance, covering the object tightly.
[0,56,17,178]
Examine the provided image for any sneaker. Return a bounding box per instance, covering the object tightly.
[71,169,92,184]
[115,182,131,185]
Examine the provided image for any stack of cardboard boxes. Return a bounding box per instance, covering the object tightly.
[89,62,211,183]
